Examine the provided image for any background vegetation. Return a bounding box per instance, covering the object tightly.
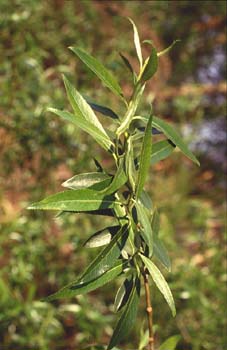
[0,1,226,349]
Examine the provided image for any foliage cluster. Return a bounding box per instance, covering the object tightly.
[0,1,226,350]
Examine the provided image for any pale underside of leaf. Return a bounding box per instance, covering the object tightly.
[84,225,120,248]
[62,172,111,190]
[128,17,143,69]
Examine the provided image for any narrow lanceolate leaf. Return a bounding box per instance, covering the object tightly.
[70,47,124,99]
[153,237,171,271]
[158,40,180,57]
[125,137,136,192]
[119,52,135,78]
[159,335,181,350]
[100,159,127,195]
[27,189,118,212]
[151,140,175,165]
[152,116,200,165]
[86,100,119,120]
[48,108,114,152]
[136,201,153,256]
[108,277,141,349]
[63,75,108,133]
[62,172,111,190]
[79,225,129,284]
[140,254,176,316]
[116,83,145,136]
[128,18,143,69]
[84,225,120,248]
[136,115,153,198]
[151,209,171,271]
[140,47,158,82]
[43,260,127,301]
[114,276,133,313]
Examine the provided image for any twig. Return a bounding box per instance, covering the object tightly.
[143,270,154,350]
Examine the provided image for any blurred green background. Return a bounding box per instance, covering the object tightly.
[0,1,226,349]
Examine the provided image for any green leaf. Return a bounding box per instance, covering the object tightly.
[128,18,143,69]
[84,226,120,248]
[79,225,129,284]
[159,335,181,350]
[48,108,114,152]
[152,116,200,165]
[136,201,153,256]
[151,208,171,271]
[140,47,158,82]
[62,172,111,190]
[158,40,180,57]
[151,140,175,165]
[119,52,135,78]
[151,207,160,236]
[86,99,119,120]
[139,191,153,211]
[27,189,118,212]
[136,115,153,198]
[153,237,171,271]
[63,75,108,133]
[70,47,123,99]
[125,137,136,192]
[114,276,133,313]
[108,277,141,349]
[100,159,127,195]
[116,83,145,136]
[43,260,127,301]
[140,254,176,316]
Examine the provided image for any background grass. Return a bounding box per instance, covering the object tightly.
[0,1,226,349]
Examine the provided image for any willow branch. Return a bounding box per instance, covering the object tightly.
[143,270,154,350]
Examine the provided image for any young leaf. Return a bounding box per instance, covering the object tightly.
[100,159,127,195]
[125,136,136,192]
[114,276,133,312]
[27,189,118,212]
[86,99,119,120]
[84,225,120,248]
[136,201,153,256]
[152,116,200,165]
[79,225,129,284]
[108,277,141,349]
[140,47,158,82]
[140,254,176,316]
[119,52,135,78]
[136,115,153,198]
[116,83,145,136]
[44,260,127,301]
[70,47,124,99]
[48,108,114,152]
[158,40,180,57]
[63,75,108,132]
[151,140,175,165]
[159,335,181,350]
[128,18,143,69]
[62,172,111,190]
